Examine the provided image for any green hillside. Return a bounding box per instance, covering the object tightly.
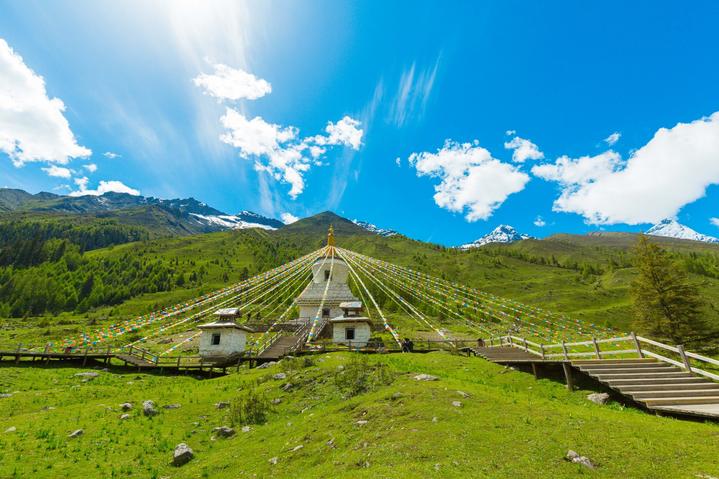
[1,353,718,478]
[2,210,719,349]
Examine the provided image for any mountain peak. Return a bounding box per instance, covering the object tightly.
[646,219,718,243]
[458,224,532,249]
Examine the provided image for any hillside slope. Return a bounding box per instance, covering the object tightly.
[1,353,718,478]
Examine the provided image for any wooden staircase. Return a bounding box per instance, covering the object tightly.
[474,346,539,362]
[257,335,303,360]
[573,359,719,416]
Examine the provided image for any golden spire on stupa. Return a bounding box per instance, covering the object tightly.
[327,225,336,248]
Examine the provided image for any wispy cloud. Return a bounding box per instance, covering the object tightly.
[389,56,441,127]
[604,132,621,146]
[103,151,120,159]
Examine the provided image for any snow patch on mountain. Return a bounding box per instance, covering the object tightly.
[352,219,398,237]
[459,225,532,249]
[189,213,279,231]
[645,219,718,243]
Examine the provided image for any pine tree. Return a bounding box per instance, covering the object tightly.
[631,235,708,345]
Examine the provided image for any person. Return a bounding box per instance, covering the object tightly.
[401,338,410,352]
[477,338,485,348]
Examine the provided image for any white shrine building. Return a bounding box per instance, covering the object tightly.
[330,301,373,347]
[198,308,253,359]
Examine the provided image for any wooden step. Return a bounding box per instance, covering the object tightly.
[581,366,677,375]
[572,359,656,365]
[595,372,693,380]
[577,362,669,370]
[606,377,708,386]
[619,383,719,392]
[630,389,719,399]
[642,396,719,407]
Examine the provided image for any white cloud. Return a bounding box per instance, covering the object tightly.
[395,156,401,167]
[216,107,363,199]
[505,129,516,136]
[70,177,140,197]
[41,165,72,178]
[0,38,91,167]
[103,151,120,159]
[710,217,719,228]
[83,163,97,173]
[532,151,621,186]
[193,63,271,101]
[533,112,719,225]
[504,135,544,163]
[323,116,363,150]
[389,58,440,127]
[408,140,530,222]
[604,132,621,146]
[280,212,299,224]
[534,216,546,227]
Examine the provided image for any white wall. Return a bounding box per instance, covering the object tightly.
[311,259,349,284]
[199,328,247,358]
[299,305,343,321]
[332,322,371,347]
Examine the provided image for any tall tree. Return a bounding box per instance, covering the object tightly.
[631,235,708,345]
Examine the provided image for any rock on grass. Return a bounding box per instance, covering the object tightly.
[566,450,596,469]
[413,374,439,381]
[173,443,194,466]
[143,400,158,416]
[587,393,610,405]
[68,429,83,439]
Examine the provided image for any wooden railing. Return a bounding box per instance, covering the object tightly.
[491,333,719,382]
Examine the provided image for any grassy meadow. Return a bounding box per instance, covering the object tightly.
[1,352,719,479]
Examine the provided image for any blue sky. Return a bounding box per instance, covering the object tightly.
[2,1,719,246]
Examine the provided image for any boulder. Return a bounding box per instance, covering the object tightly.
[212,426,236,438]
[143,400,158,417]
[215,401,230,410]
[163,404,181,410]
[269,457,278,465]
[241,426,251,433]
[173,443,194,467]
[587,393,610,405]
[565,450,596,469]
[456,391,470,398]
[272,372,287,380]
[120,403,133,411]
[68,429,84,439]
[119,414,131,420]
[451,401,462,407]
[413,374,439,381]
[74,372,99,378]
[356,420,368,426]
[271,398,282,405]
[281,383,293,392]
[256,361,277,369]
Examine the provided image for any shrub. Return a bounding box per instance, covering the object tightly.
[334,355,394,398]
[229,383,271,426]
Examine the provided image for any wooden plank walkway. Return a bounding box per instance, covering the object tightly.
[474,345,719,420]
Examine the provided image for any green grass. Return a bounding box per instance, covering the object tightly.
[1,352,718,478]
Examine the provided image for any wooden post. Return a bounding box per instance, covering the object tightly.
[488,337,494,347]
[561,341,569,360]
[531,362,539,379]
[562,362,574,391]
[177,356,181,370]
[106,346,111,365]
[677,344,692,373]
[539,344,545,360]
[15,343,21,364]
[507,334,513,347]
[43,343,50,366]
[82,346,89,367]
[630,331,644,358]
[523,338,529,353]
[592,337,601,359]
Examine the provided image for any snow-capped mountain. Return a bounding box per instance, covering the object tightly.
[458,225,532,249]
[645,219,719,243]
[352,219,398,237]
[189,210,284,231]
